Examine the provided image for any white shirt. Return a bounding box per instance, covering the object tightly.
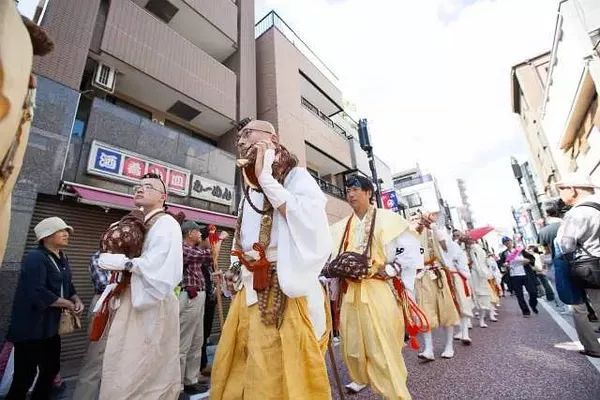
[557,194,600,259]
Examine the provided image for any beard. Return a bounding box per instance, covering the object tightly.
[237,143,298,189]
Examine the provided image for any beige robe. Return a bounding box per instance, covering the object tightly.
[98,212,183,400]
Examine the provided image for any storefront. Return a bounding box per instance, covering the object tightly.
[21,140,237,376]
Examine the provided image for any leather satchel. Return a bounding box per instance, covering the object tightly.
[324,209,377,280]
[58,309,81,336]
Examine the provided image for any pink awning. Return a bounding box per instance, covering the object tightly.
[65,182,237,228]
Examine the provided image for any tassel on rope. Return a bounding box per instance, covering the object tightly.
[393,278,430,351]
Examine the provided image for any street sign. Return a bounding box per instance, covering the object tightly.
[87,140,191,196]
[382,190,400,213]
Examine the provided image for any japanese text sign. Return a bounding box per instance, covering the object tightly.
[190,175,234,206]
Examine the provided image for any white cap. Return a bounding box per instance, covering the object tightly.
[555,173,599,190]
[34,217,74,241]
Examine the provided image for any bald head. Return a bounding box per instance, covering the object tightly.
[236,119,279,159]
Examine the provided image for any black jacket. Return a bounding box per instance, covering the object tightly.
[7,246,77,342]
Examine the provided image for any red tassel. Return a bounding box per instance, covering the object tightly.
[409,335,420,350]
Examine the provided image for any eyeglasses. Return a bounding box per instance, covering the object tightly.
[133,184,165,194]
[238,128,273,138]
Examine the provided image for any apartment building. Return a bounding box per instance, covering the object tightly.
[2,0,256,375]
[254,11,382,223]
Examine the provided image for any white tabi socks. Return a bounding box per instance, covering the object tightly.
[418,331,435,361]
[459,317,472,345]
[441,327,455,359]
[479,309,489,328]
[490,306,499,322]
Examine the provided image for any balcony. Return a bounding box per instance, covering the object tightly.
[131,0,237,61]
[98,0,236,136]
[313,176,345,199]
[301,97,351,139]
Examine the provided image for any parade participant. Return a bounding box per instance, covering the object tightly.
[465,239,496,327]
[328,175,421,399]
[0,2,54,263]
[97,173,182,400]
[442,230,474,346]
[210,119,332,400]
[502,237,538,317]
[413,212,460,360]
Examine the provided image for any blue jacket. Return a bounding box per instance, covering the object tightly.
[7,245,77,342]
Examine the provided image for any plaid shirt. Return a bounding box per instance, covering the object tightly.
[182,244,212,290]
[89,251,110,295]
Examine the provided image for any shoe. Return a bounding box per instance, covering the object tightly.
[345,382,367,393]
[579,350,600,358]
[532,307,539,314]
[332,336,341,345]
[184,383,209,395]
[417,351,435,362]
[588,313,598,322]
[461,338,472,346]
[479,322,488,328]
[523,314,531,318]
[454,333,462,341]
[441,349,454,359]
[490,316,498,322]
[594,327,600,334]
[200,365,212,377]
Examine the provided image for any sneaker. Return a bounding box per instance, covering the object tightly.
[532,307,539,314]
[523,314,531,318]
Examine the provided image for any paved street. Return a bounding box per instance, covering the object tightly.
[328,297,600,400]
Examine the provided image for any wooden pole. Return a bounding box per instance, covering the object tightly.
[211,237,226,331]
[328,341,346,400]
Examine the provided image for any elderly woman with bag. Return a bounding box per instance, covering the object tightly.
[6,217,83,400]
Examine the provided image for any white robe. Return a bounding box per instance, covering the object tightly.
[98,210,183,400]
[469,244,493,310]
[236,166,332,339]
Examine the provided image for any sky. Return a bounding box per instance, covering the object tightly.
[17,0,560,235]
[255,0,559,234]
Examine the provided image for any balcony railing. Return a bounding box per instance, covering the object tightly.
[255,10,339,86]
[313,176,345,199]
[301,97,351,139]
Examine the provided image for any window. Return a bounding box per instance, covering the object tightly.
[107,96,152,120]
[403,193,422,208]
[71,96,92,138]
[145,0,179,23]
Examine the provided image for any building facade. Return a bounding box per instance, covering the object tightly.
[511,52,562,197]
[2,0,256,376]
[392,166,452,227]
[538,0,600,185]
[254,11,381,223]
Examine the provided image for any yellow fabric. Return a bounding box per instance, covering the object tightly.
[332,207,412,400]
[415,269,460,330]
[341,279,410,400]
[330,208,408,277]
[210,288,331,400]
[489,280,500,305]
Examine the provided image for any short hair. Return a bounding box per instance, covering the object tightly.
[345,175,375,202]
[142,172,167,194]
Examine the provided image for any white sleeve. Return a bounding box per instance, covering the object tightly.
[385,231,423,298]
[129,216,183,310]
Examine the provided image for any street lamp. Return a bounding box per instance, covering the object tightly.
[358,118,383,208]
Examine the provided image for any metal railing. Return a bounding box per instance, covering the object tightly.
[255,10,339,86]
[301,97,349,139]
[313,176,345,199]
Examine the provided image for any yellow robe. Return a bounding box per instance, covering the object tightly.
[210,287,331,400]
[330,208,411,400]
[414,229,460,330]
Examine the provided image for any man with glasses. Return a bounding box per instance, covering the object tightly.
[211,120,333,400]
[555,173,600,358]
[97,172,183,399]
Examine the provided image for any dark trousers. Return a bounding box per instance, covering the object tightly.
[537,274,556,302]
[7,335,61,400]
[501,273,512,293]
[201,295,216,370]
[511,275,538,315]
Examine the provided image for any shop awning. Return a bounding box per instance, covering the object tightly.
[63,182,237,228]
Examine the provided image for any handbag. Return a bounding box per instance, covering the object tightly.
[553,241,584,305]
[324,209,377,280]
[48,255,81,335]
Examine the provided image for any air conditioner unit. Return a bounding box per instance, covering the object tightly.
[92,63,116,93]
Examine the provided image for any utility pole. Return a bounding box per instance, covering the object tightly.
[510,156,538,242]
[357,118,382,208]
